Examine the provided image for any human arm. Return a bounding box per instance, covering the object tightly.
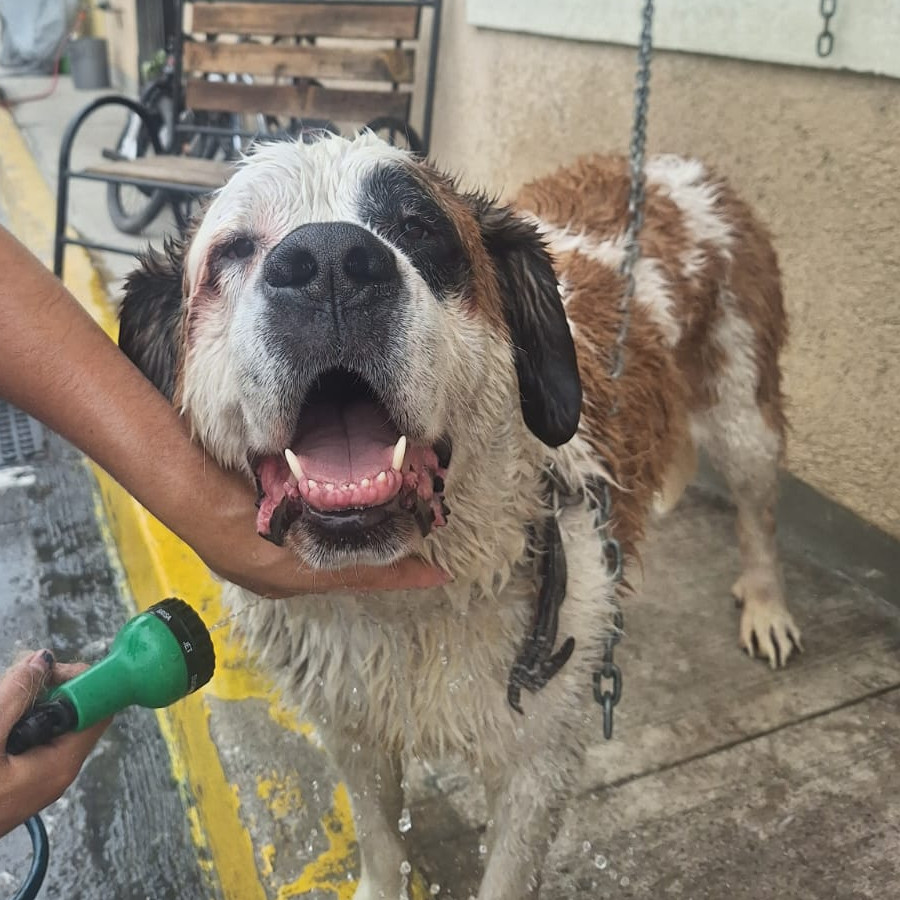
[0,229,445,596]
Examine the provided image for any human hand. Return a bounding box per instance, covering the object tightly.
[0,650,109,837]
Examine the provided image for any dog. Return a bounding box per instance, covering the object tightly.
[118,133,801,899]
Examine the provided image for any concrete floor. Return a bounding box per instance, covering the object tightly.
[0,427,211,899]
[1,71,898,899]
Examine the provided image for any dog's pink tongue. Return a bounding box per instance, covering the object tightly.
[294,400,398,483]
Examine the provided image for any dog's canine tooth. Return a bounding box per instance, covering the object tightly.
[284,448,303,482]
[391,435,408,472]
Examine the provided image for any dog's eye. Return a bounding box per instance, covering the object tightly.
[222,236,255,261]
[398,217,430,243]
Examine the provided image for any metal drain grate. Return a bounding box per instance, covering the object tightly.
[0,400,46,466]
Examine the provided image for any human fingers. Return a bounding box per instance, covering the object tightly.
[257,556,448,597]
[0,650,54,739]
[47,661,90,685]
[332,557,451,593]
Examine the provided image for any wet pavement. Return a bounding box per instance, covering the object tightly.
[0,70,898,900]
[0,428,211,898]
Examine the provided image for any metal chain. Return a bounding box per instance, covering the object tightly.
[817,0,837,58]
[610,0,654,384]
[588,478,625,739]
[593,0,654,741]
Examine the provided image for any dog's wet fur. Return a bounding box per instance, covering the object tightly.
[120,134,799,899]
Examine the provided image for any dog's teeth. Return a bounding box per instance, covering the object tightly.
[284,448,303,483]
[391,435,408,471]
[307,479,317,489]
[361,477,371,488]
[324,482,335,492]
[376,471,388,484]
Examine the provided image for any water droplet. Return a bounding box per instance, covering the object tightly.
[620,875,630,887]
[352,742,361,753]
[582,840,592,854]
[594,854,607,870]
[429,884,441,895]
[400,860,412,875]
[478,843,488,857]
[398,807,413,833]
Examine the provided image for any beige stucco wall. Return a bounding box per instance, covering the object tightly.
[430,1,900,539]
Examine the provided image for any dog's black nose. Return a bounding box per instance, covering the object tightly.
[264,222,397,294]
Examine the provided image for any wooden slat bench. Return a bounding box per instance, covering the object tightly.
[54,0,442,279]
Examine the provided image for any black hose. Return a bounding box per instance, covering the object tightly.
[10,815,49,900]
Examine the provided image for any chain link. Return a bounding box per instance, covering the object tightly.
[589,474,625,739]
[593,0,654,742]
[817,0,837,58]
[610,0,654,386]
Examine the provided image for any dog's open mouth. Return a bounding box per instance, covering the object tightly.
[253,369,451,547]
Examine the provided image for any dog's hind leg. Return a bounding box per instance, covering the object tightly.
[654,430,698,516]
[691,292,801,668]
[320,730,407,900]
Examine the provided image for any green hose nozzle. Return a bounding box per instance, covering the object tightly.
[6,598,215,756]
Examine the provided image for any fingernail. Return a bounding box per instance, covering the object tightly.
[28,649,53,670]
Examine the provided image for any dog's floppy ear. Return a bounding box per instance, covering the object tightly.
[473,198,582,447]
[118,238,184,402]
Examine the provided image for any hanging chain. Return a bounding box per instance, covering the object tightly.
[593,0,654,741]
[506,1,654,738]
[816,0,837,58]
[609,0,654,385]
[588,477,625,740]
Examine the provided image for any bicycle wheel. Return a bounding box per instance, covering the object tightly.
[106,88,175,234]
[364,116,423,154]
[167,109,241,233]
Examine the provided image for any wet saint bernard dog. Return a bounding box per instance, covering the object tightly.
[120,133,800,899]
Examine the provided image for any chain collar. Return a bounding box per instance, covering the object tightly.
[506,466,625,740]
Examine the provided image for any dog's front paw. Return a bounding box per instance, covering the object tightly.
[733,574,802,668]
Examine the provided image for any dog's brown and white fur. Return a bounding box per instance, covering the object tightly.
[119,134,800,899]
